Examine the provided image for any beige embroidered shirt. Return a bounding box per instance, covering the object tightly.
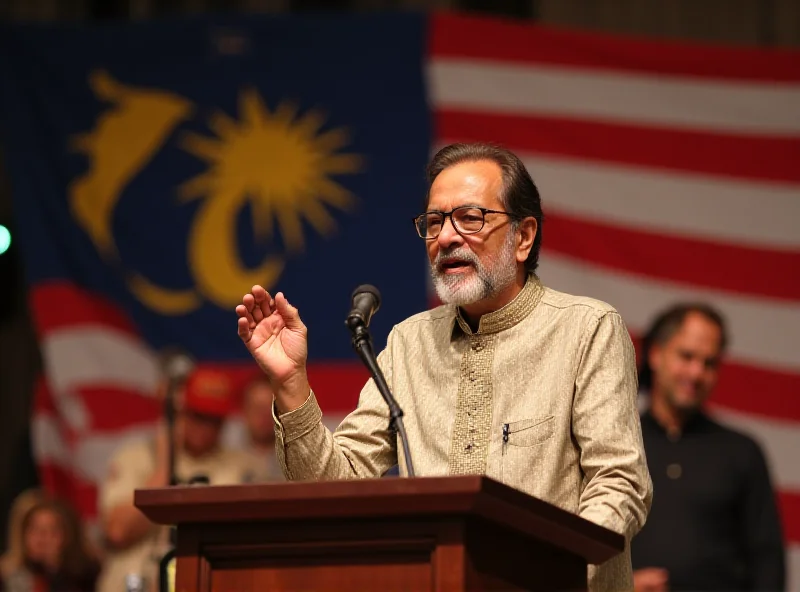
[274,274,653,591]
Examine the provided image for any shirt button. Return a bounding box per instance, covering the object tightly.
[667,463,682,479]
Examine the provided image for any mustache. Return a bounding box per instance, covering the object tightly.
[433,247,479,270]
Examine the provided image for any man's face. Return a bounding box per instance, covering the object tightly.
[649,312,723,412]
[244,382,275,444]
[426,160,521,306]
[180,411,223,456]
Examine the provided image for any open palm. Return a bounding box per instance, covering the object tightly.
[236,287,307,385]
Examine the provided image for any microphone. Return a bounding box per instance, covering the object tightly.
[160,348,194,384]
[344,284,415,478]
[157,348,194,488]
[346,284,381,330]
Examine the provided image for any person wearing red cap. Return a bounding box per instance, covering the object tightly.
[221,375,284,483]
[96,367,270,592]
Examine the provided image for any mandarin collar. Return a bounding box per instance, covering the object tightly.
[451,273,544,336]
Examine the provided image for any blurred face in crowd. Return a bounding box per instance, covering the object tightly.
[24,508,64,571]
[648,312,723,413]
[244,381,275,446]
[426,160,531,313]
[180,410,223,456]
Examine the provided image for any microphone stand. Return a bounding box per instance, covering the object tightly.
[156,350,193,592]
[346,319,415,477]
[163,376,179,488]
[161,374,180,586]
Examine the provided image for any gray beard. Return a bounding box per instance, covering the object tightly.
[430,229,518,307]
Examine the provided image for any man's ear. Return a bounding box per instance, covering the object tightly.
[516,217,537,264]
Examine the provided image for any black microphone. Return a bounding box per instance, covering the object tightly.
[346,284,381,330]
[344,284,415,478]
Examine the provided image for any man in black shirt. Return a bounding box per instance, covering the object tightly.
[631,303,786,592]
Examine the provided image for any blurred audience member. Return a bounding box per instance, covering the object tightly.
[631,303,785,592]
[1,490,99,592]
[222,375,283,482]
[97,367,270,592]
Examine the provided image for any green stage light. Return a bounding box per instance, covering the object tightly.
[0,225,10,255]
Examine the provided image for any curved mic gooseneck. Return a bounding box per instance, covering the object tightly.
[346,285,415,478]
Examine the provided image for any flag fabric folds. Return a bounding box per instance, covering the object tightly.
[1,11,798,585]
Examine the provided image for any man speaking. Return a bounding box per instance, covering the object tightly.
[235,142,653,591]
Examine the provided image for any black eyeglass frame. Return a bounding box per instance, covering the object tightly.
[412,206,515,240]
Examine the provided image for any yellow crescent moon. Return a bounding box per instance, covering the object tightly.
[188,187,284,309]
[127,273,202,315]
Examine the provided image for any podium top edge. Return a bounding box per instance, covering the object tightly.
[134,475,624,562]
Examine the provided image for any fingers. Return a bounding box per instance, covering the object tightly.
[275,292,305,332]
[237,316,252,343]
[237,286,276,324]
[252,285,274,320]
[235,304,254,326]
[237,286,288,343]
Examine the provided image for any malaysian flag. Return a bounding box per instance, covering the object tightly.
[1,10,798,588]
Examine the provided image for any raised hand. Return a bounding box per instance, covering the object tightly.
[236,286,310,411]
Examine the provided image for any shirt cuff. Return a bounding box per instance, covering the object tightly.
[272,390,323,444]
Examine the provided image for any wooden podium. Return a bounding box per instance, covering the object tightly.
[135,475,623,591]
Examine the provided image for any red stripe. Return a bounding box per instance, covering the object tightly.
[175,361,366,414]
[437,109,800,184]
[198,361,366,414]
[72,479,99,520]
[30,281,138,337]
[307,363,367,414]
[543,212,800,302]
[37,461,99,520]
[711,363,800,423]
[430,12,800,83]
[778,491,800,545]
[33,375,58,415]
[76,362,366,431]
[38,461,75,500]
[77,387,161,432]
[632,335,800,422]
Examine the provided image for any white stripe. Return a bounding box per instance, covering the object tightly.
[74,425,156,482]
[33,413,157,484]
[789,545,800,592]
[42,328,160,395]
[538,252,800,373]
[709,406,800,490]
[520,154,800,251]
[429,59,800,136]
[32,414,71,467]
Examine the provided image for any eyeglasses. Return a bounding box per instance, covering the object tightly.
[413,206,515,240]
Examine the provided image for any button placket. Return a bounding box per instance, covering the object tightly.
[448,335,496,473]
